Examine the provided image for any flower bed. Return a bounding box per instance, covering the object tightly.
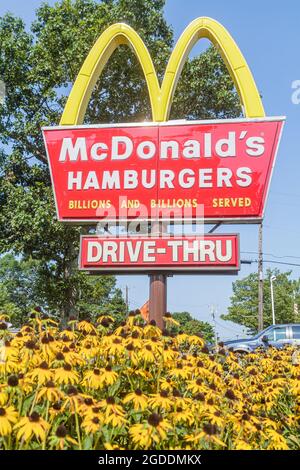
[0,313,299,450]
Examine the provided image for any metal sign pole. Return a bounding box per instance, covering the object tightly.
[149,221,167,329]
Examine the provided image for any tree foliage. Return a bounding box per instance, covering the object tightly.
[222,269,300,333]
[0,253,126,326]
[0,0,241,322]
[172,311,215,342]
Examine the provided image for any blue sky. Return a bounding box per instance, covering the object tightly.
[1,0,300,339]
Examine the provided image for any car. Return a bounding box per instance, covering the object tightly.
[223,324,300,353]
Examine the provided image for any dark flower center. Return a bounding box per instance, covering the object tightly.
[7,375,19,387]
[225,389,236,400]
[56,352,65,361]
[39,361,48,370]
[106,396,115,405]
[105,365,112,372]
[195,393,205,402]
[25,340,36,350]
[135,389,142,396]
[203,423,218,435]
[56,424,67,438]
[148,413,162,427]
[63,364,72,371]
[46,380,55,388]
[52,402,62,411]
[29,412,40,422]
[67,386,78,396]
[92,417,100,424]
[93,368,100,376]
[0,408,6,416]
[160,390,168,398]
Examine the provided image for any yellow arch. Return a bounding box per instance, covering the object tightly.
[160,17,265,121]
[60,23,160,125]
[60,17,264,125]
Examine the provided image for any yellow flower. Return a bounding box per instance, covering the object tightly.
[170,406,195,425]
[168,363,191,380]
[138,344,156,363]
[148,391,173,411]
[130,414,172,449]
[266,429,290,450]
[234,439,253,450]
[77,320,97,334]
[36,380,64,403]
[163,313,180,327]
[27,361,53,386]
[49,424,78,450]
[81,415,103,434]
[82,366,118,390]
[123,389,148,411]
[185,423,226,448]
[0,406,18,436]
[14,412,49,442]
[187,378,206,395]
[98,397,126,427]
[54,364,79,385]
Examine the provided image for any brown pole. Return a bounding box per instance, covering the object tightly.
[149,221,167,329]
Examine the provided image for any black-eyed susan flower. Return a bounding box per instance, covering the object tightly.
[98,397,126,428]
[48,424,78,450]
[54,364,79,385]
[14,412,49,442]
[0,406,18,436]
[123,389,148,411]
[148,391,173,411]
[129,414,172,449]
[36,380,64,403]
[27,361,53,386]
[81,415,103,434]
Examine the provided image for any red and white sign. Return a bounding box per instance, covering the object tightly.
[43,117,284,223]
[79,234,240,273]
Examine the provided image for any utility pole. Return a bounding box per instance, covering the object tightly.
[258,222,264,331]
[270,275,276,325]
[211,304,218,349]
[125,285,129,314]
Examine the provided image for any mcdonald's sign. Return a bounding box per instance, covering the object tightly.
[43,17,284,223]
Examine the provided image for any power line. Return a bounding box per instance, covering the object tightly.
[241,251,300,260]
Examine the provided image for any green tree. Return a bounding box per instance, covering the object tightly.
[0,0,240,322]
[222,269,300,333]
[172,311,215,342]
[0,253,126,326]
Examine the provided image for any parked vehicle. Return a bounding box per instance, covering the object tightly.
[223,324,300,353]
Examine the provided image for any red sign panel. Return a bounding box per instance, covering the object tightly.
[43,117,284,223]
[79,234,240,273]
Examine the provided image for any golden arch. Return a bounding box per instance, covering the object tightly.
[60,17,264,125]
